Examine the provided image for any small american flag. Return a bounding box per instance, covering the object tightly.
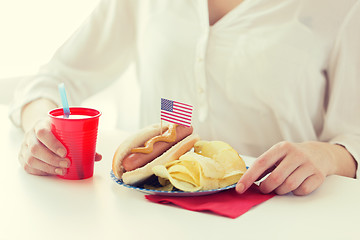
[161,98,193,127]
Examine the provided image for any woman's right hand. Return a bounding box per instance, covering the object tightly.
[18,98,102,176]
[19,118,71,176]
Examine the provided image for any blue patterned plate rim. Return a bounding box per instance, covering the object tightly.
[110,169,246,196]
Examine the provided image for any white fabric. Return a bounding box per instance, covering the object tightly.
[9,0,360,177]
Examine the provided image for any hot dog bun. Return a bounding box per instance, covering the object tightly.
[112,123,200,185]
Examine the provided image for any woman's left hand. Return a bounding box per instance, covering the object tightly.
[236,141,356,196]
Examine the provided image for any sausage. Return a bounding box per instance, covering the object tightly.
[122,125,193,171]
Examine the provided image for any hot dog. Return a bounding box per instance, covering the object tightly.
[122,124,193,171]
[112,123,200,185]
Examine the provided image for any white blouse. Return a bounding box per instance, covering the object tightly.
[10,0,360,177]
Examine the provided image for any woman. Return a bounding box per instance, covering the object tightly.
[10,0,360,195]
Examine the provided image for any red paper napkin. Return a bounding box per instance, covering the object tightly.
[145,184,276,218]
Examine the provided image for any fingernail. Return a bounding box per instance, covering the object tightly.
[55,168,64,175]
[56,148,66,157]
[236,183,245,194]
[59,160,69,168]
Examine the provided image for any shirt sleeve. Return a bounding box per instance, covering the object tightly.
[8,0,137,127]
[320,1,360,178]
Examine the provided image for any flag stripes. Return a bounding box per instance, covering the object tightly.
[161,98,193,127]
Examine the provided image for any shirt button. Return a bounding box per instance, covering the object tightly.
[198,87,204,94]
[198,57,204,62]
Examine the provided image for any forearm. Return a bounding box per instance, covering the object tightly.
[21,98,58,132]
[326,143,357,178]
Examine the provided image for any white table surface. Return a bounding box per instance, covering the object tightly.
[1,104,359,240]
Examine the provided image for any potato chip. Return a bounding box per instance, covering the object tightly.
[195,140,246,173]
[144,183,174,191]
[194,140,231,157]
[152,164,202,192]
[179,152,225,178]
[218,170,244,188]
[158,177,170,187]
[167,161,200,185]
[152,140,247,192]
[200,176,221,190]
[214,149,247,173]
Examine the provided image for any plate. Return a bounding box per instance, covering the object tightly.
[110,170,237,197]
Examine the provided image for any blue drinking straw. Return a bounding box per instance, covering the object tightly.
[58,83,71,118]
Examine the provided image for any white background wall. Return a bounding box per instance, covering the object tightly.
[0,0,100,78]
[0,0,139,131]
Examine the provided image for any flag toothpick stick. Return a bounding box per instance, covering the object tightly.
[160,120,163,135]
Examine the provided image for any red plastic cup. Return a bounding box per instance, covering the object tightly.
[48,107,101,180]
